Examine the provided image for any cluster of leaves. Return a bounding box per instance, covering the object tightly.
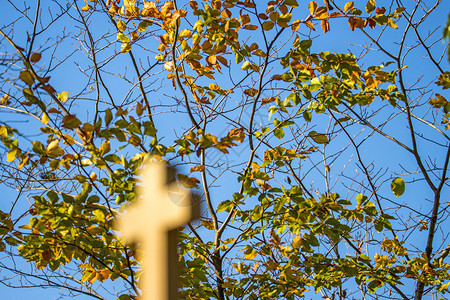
[0,0,449,300]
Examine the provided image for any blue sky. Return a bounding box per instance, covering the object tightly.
[0,1,450,299]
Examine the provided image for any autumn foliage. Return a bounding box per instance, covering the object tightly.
[0,0,449,299]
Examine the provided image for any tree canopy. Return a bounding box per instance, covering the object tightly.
[0,0,449,299]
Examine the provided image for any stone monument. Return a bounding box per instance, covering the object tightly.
[118,161,199,300]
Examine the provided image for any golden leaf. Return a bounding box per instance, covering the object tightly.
[291,20,301,32]
[308,1,318,14]
[304,21,315,31]
[315,7,329,20]
[190,165,205,172]
[292,236,303,249]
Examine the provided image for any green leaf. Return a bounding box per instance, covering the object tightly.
[365,0,376,13]
[105,109,113,125]
[262,20,274,31]
[117,33,130,43]
[284,0,299,7]
[274,128,285,139]
[138,20,153,32]
[390,177,405,197]
[32,141,45,155]
[62,115,82,129]
[308,131,329,144]
[19,71,34,86]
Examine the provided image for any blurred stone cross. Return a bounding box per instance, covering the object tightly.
[118,161,199,300]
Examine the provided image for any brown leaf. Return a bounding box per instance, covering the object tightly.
[376,7,386,14]
[177,174,200,188]
[330,12,342,18]
[30,53,42,63]
[258,13,268,20]
[41,249,53,262]
[243,24,258,30]
[261,96,276,105]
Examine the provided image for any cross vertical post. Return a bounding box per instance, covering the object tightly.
[119,161,199,300]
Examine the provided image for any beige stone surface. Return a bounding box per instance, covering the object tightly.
[118,161,199,300]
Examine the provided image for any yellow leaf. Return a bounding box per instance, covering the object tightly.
[227,128,245,142]
[344,1,354,13]
[164,61,174,71]
[304,21,315,31]
[100,141,111,155]
[117,20,126,32]
[308,1,318,14]
[179,29,192,38]
[387,18,398,29]
[42,112,49,125]
[292,236,303,249]
[0,94,9,105]
[366,0,376,13]
[245,250,257,260]
[241,61,251,70]
[6,149,18,162]
[120,43,131,53]
[18,156,29,169]
[291,20,301,32]
[46,139,64,158]
[321,19,330,33]
[58,91,69,103]
[63,134,75,146]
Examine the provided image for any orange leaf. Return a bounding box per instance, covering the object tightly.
[190,1,198,10]
[190,165,205,172]
[330,12,342,18]
[130,31,138,40]
[321,19,330,33]
[227,128,245,142]
[308,1,318,14]
[261,97,276,105]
